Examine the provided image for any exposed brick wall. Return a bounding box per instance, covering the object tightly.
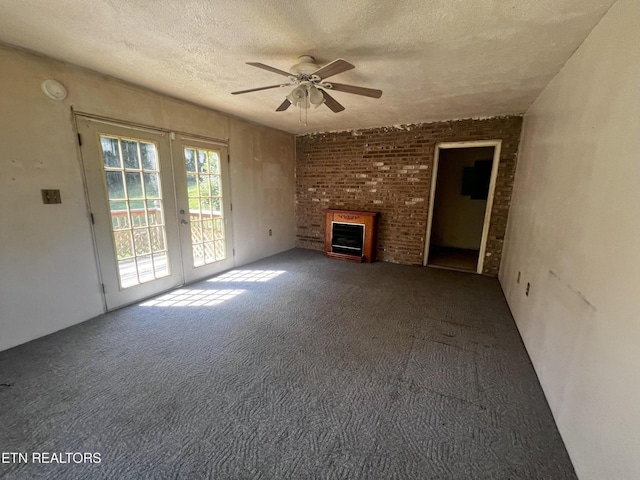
[295,116,523,275]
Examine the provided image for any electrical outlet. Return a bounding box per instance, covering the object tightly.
[517,271,521,284]
[41,189,61,204]
[269,229,272,236]
[526,282,530,296]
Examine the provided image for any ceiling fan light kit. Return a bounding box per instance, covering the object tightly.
[286,84,325,109]
[231,55,382,125]
[285,83,326,125]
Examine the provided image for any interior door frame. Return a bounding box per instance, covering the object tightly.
[422,140,502,274]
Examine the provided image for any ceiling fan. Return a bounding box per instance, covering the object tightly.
[231,55,383,117]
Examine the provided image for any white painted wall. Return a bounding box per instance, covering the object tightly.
[0,45,295,352]
[500,0,640,478]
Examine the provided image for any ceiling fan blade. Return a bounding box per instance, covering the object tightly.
[231,84,285,95]
[313,59,355,80]
[327,82,383,99]
[321,90,345,113]
[246,62,292,77]
[276,99,292,111]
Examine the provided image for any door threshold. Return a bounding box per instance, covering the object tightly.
[427,263,478,274]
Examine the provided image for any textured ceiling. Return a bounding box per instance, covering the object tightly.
[0,0,615,134]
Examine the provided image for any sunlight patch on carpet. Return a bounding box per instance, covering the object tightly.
[140,288,245,307]
[207,270,286,283]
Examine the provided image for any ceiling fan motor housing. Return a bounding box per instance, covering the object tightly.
[289,55,319,75]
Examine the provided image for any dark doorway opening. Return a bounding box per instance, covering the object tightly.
[428,146,495,272]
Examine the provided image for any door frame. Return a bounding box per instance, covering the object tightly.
[74,112,232,310]
[422,140,502,274]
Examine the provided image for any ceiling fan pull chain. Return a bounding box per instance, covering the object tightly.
[305,88,309,126]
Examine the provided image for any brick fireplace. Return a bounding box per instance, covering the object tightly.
[295,116,523,275]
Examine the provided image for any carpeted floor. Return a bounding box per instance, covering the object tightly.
[0,248,576,479]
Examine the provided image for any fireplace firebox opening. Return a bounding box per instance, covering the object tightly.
[324,209,379,263]
[331,222,365,256]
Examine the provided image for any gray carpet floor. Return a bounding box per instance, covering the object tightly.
[0,248,576,479]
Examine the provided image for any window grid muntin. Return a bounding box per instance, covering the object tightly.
[100,135,170,289]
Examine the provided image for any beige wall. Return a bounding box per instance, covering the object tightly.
[500,0,640,478]
[228,118,296,266]
[0,45,295,352]
[431,147,493,250]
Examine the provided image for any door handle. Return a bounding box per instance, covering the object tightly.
[180,219,189,225]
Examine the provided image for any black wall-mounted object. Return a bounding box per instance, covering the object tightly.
[461,167,474,195]
[461,160,492,200]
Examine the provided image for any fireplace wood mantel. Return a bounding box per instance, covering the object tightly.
[324,209,379,263]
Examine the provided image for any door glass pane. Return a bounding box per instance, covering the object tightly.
[140,142,158,170]
[147,200,163,226]
[214,240,225,261]
[101,137,121,168]
[191,221,203,244]
[193,244,204,267]
[184,149,196,172]
[214,219,224,240]
[149,226,166,253]
[136,255,155,283]
[110,201,129,230]
[200,197,211,214]
[143,173,160,198]
[105,171,125,199]
[198,175,211,196]
[208,151,220,174]
[152,252,169,277]
[210,176,221,197]
[130,205,148,227]
[125,173,143,199]
[114,231,134,259]
[184,147,227,267]
[99,135,171,288]
[122,140,140,169]
[204,242,215,263]
[197,150,207,172]
[133,229,151,256]
[202,219,214,242]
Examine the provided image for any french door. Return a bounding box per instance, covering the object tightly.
[172,135,234,284]
[77,116,234,310]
